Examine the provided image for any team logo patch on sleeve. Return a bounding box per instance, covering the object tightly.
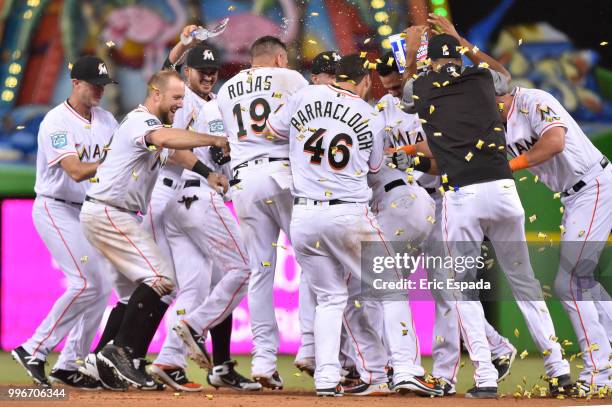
[208,119,224,133]
[146,118,161,127]
[50,131,68,149]
[537,104,561,123]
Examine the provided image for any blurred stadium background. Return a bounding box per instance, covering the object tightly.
[0,0,610,361]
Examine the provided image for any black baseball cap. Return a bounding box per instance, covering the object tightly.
[70,55,118,85]
[312,51,342,75]
[335,54,369,83]
[427,34,461,60]
[186,42,220,70]
[376,51,399,77]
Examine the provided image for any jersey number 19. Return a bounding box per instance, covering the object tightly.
[232,98,271,139]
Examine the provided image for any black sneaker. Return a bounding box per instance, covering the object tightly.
[341,366,361,387]
[49,369,103,390]
[11,346,50,387]
[252,371,284,390]
[316,384,344,397]
[207,360,262,391]
[433,378,456,396]
[133,358,165,390]
[173,321,212,369]
[492,347,517,382]
[96,344,152,388]
[465,386,498,398]
[89,352,128,391]
[549,374,574,397]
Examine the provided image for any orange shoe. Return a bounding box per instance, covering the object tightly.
[149,364,203,392]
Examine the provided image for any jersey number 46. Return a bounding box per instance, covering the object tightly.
[304,128,352,170]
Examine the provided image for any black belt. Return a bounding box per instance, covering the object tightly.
[384,179,406,193]
[163,177,174,187]
[562,157,609,197]
[40,194,82,207]
[184,179,201,188]
[234,157,288,170]
[85,196,138,214]
[294,197,356,206]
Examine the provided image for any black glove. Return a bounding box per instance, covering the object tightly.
[210,145,231,165]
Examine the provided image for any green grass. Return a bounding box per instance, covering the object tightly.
[0,352,584,395]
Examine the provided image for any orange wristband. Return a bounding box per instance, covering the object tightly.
[397,144,417,156]
[509,154,530,172]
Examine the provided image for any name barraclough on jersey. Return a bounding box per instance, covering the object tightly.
[290,101,374,150]
[227,75,272,99]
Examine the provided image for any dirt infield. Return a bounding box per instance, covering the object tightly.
[7,388,611,407]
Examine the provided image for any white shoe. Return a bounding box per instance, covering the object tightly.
[252,371,283,389]
[78,353,100,381]
[344,380,391,396]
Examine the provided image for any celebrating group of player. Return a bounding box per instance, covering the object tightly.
[11,14,612,399]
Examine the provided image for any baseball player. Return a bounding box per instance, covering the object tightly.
[294,51,360,383]
[173,35,309,389]
[498,86,612,393]
[377,50,517,394]
[79,69,229,389]
[266,54,396,396]
[399,19,571,397]
[147,36,259,392]
[11,55,117,390]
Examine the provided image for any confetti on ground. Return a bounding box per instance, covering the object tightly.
[205,394,214,400]
[433,82,441,88]
[441,174,448,183]
[394,229,404,236]
[520,350,528,359]
[538,232,547,239]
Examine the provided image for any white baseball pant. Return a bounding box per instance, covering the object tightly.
[23,197,111,368]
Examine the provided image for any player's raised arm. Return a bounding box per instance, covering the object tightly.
[164,25,199,69]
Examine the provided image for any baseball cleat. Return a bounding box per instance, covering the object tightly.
[571,380,611,398]
[433,377,456,396]
[493,347,517,382]
[207,360,262,391]
[83,352,128,391]
[316,384,344,397]
[393,376,444,397]
[340,366,361,386]
[548,373,574,397]
[11,346,50,387]
[252,371,284,390]
[294,358,315,377]
[48,369,103,390]
[96,343,153,389]
[150,364,203,392]
[134,358,165,390]
[173,320,213,369]
[465,386,498,398]
[343,380,391,396]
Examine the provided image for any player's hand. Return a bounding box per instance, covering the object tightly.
[179,25,200,46]
[385,150,413,170]
[212,136,231,155]
[209,145,231,165]
[207,172,229,194]
[403,25,428,53]
[427,13,460,41]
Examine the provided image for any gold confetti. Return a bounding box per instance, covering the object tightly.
[498,145,505,151]
[205,394,214,400]
[409,193,416,200]
[407,175,414,184]
[148,145,157,151]
[529,214,537,223]
[360,51,367,58]
[272,92,282,98]
[441,174,448,183]
[559,225,565,234]
[588,343,600,352]
[419,118,427,124]
[433,81,441,87]
[355,169,362,176]
[310,12,319,16]
[265,199,274,204]
[390,202,397,208]
[174,392,181,396]
[518,38,523,46]
[322,54,330,60]
[88,176,99,183]
[498,102,505,110]
[308,39,317,45]
[68,62,73,70]
[401,329,408,336]
[534,175,539,183]
[429,105,435,114]
[519,176,527,182]
[472,46,480,54]
[465,151,473,162]
[227,5,235,11]
[475,139,484,149]
[542,349,551,356]
[433,132,442,137]
[460,361,465,368]
[387,57,394,66]
[538,232,547,239]
[80,256,88,263]
[293,372,302,377]
[553,192,561,199]
[325,191,332,197]
[559,206,564,214]
[131,170,139,180]
[520,350,528,359]
[105,40,115,48]
[354,300,361,308]
[315,241,320,249]
[262,261,271,267]
[494,127,503,132]
[601,41,608,46]
[16,125,25,130]
[364,37,371,44]
[478,62,489,69]
[412,94,420,100]
[426,216,436,224]
[394,229,404,236]
[520,108,529,114]
[436,335,445,344]
[362,59,369,68]
[514,328,520,337]
[442,80,449,86]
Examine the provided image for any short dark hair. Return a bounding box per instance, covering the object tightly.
[376,51,399,77]
[335,54,369,83]
[250,36,287,59]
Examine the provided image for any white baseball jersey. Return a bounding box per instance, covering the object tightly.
[505,87,604,192]
[370,93,439,190]
[87,104,169,213]
[267,84,385,202]
[181,97,228,180]
[216,67,308,169]
[34,101,117,203]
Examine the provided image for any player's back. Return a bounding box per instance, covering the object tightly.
[216,67,308,169]
[270,84,384,202]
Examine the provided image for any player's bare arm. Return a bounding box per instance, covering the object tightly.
[428,13,511,81]
[145,127,230,153]
[167,25,199,66]
[59,155,99,182]
[509,126,566,171]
